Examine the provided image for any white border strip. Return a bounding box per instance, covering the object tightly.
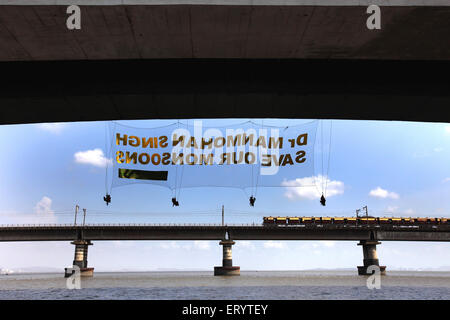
[0,0,449,7]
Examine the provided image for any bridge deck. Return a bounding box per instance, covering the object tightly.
[1,224,449,242]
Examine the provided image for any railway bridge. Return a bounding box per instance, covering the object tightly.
[1,223,449,276]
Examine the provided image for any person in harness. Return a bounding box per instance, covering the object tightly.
[103,194,111,206]
[249,196,256,207]
[320,194,326,206]
[172,197,179,207]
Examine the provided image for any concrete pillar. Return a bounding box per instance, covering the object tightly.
[214,240,240,276]
[357,240,386,275]
[64,240,94,277]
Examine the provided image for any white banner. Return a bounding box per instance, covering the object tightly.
[109,120,318,191]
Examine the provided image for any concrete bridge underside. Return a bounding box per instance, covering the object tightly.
[0,4,449,61]
[0,3,449,124]
[1,59,450,124]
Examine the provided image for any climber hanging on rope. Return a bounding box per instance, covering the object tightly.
[249,196,256,207]
[317,120,332,207]
[170,121,183,208]
[248,120,263,208]
[103,194,111,206]
[103,122,116,207]
[320,194,326,206]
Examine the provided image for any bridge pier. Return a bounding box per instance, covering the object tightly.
[214,240,240,276]
[64,240,94,278]
[357,240,386,276]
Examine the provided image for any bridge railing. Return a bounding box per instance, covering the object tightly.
[0,223,261,227]
[0,223,446,231]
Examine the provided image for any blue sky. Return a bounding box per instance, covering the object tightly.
[1,119,450,272]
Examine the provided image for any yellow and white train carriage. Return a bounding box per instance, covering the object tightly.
[262,216,450,226]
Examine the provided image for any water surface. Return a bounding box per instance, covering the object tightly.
[0,270,449,299]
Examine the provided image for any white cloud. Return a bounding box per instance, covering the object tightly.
[445,126,450,134]
[194,241,211,250]
[281,175,344,200]
[74,149,112,168]
[413,147,444,158]
[112,241,135,248]
[321,241,336,248]
[36,123,66,134]
[159,241,181,250]
[263,241,287,249]
[34,196,53,215]
[236,241,255,250]
[302,241,336,249]
[384,206,415,216]
[369,187,399,199]
[412,151,429,158]
[155,241,212,251]
[386,206,399,213]
[443,178,450,183]
[33,196,56,223]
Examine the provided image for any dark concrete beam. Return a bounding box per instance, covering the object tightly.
[1,225,449,241]
[0,59,449,124]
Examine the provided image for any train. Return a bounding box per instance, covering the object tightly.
[263,216,449,225]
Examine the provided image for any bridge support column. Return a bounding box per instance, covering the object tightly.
[64,240,94,278]
[357,240,386,276]
[214,240,240,276]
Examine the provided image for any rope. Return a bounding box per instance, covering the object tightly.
[312,120,333,200]
[105,121,117,195]
[324,120,333,198]
[173,120,180,198]
[312,121,322,197]
[177,159,185,200]
[251,159,254,196]
[254,119,264,197]
[312,120,324,197]
[174,164,178,198]
[104,122,109,194]
[109,118,314,130]
[321,120,325,194]
[175,120,187,201]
